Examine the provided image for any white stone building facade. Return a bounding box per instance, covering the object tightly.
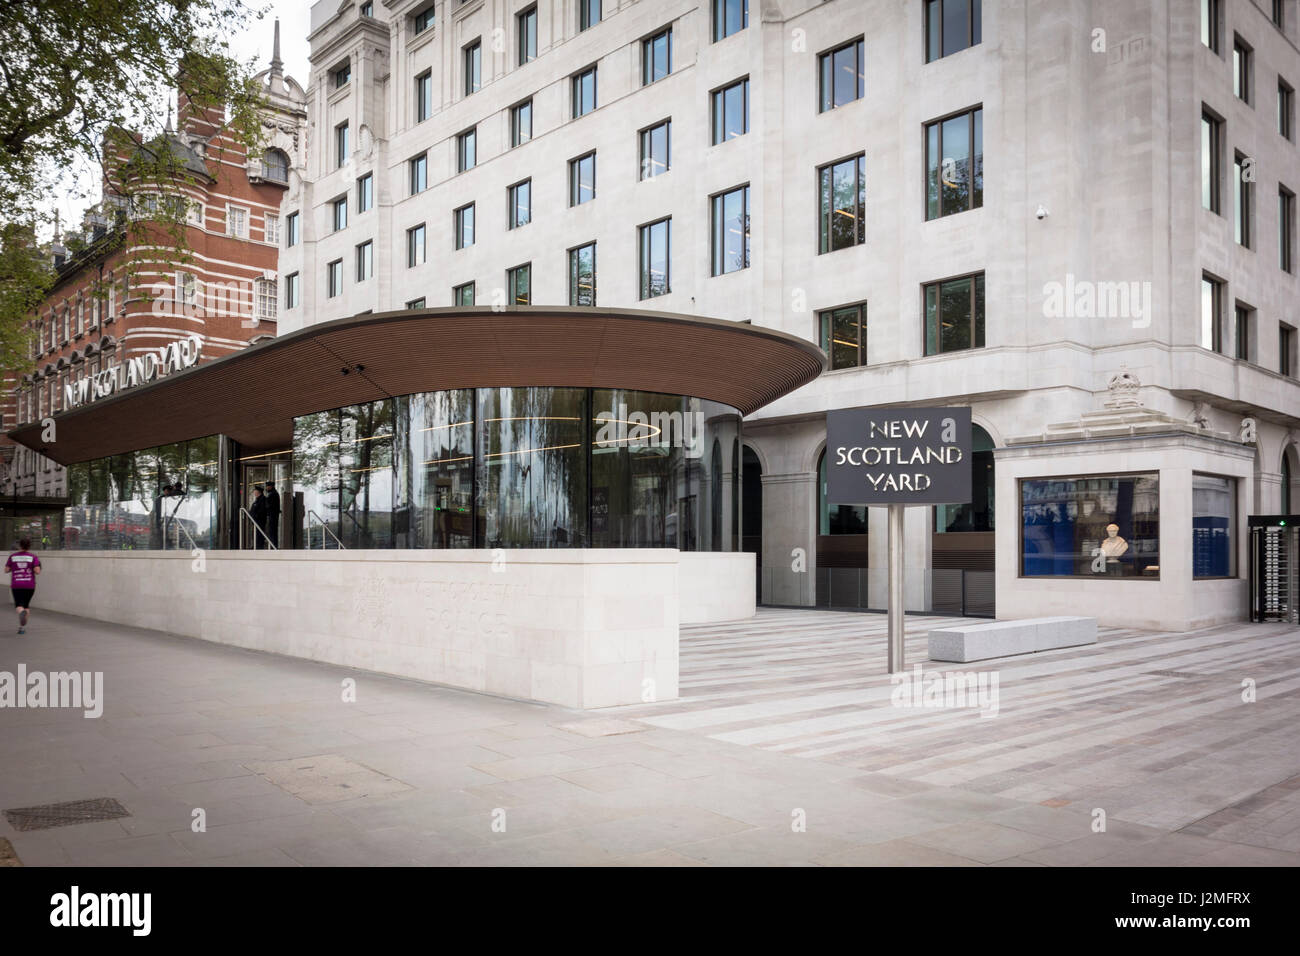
[281,0,1300,629]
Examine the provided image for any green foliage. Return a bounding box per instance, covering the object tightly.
[0,0,268,370]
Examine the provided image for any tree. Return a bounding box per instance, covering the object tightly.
[0,0,267,370]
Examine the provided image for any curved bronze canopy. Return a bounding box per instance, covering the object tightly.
[9,306,825,466]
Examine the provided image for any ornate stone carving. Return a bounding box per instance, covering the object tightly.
[1103,365,1143,409]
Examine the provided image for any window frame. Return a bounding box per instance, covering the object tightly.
[1234,151,1253,248]
[508,178,532,230]
[925,0,982,63]
[407,223,427,268]
[819,302,868,370]
[1233,35,1253,105]
[924,104,983,220]
[638,217,671,300]
[457,127,477,172]
[818,37,865,113]
[463,39,482,97]
[572,65,598,118]
[710,183,751,277]
[410,152,428,195]
[1202,108,1223,214]
[579,0,602,32]
[1201,272,1225,352]
[568,151,596,206]
[326,258,344,299]
[507,263,532,305]
[285,271,300,309]
[356,240,374,282]
[454,203,475,250]
[510,99,533,147]
[567,241,597,307]
[818,153,867,254]
[517,5,538,66]
[335,121,349,169]
[1281,185,1295,273]
[712,0,748,43]
[332,195,348,232]
[639,119,671,180]
[710,77,750,145]
[415,69,433,123]
[357,173,373,213]
[642,27,672,86]
[454,282,475,306]
[923,271,986,356]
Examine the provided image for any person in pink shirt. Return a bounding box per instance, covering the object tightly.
[5,537,41,635]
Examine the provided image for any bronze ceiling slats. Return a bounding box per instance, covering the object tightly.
[8,308,825,465]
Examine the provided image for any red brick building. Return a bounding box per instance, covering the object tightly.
[0,33,305,519]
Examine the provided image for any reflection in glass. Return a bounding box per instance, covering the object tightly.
[408,390,475,548]
[1021,473,1160,577]
[477,388,587,548]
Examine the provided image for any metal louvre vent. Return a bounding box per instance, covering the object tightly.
[3,797,130,832]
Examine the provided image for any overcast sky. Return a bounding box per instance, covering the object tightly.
[44,0,314,238]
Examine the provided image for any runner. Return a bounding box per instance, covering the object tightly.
[5,537,41,635]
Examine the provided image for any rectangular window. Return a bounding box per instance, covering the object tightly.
[360,1,373,16]
[457,128,477,172]
[415,70,432,122]
[255,277,277,324]
[1279,79,1294,139]
[1234,152,1252,247]
[711,78,749,144]
[285,272,300,309]
[710,184,750,276]
[1202,0,1221,52]
[1233,36,1252,103]
[227,205,248,238]
[508,263,531,305]
[926,0,982,62]
[569,152,596,206]
[332,196,348,231]
[643,28,672,86]
[568,242,596,306]
[924,272,985,355]
[639,120,671,179]
[638,218,671,299]
[518,6,538,65]
[407,297,426,310]
[357,173,373,213]
[413,4,435,34]
[819,38,864,112]
[335,122,349,168]
[508,179,532,229]
[334,62,351,88]
[1201,273,1224,352]
[712,0,747,42]
[1274,0,1285,28]
[511,100,533,147]
[1281,186,1295,272]
[410,152,428,194]
[265,213,280,244]
[820,303,867,370]
[1021,474,1160,578]
[819,154,866,253]
[926,106,983,219]
[327,259,343,298]
[454,282,475,306]
[177,272,198,308]
[579,0,601,31]
[572,66,598,118]
[464,40,481,96]
[407,223,426,267]
[356,240,373,282]
[1282,323,1296,377]
[1201,110,1222,213]
[455,204,475,250]
[286,211,300,247]
[186,200,204,225]
[1235,303,1253,361]
[1193,474,1236,578]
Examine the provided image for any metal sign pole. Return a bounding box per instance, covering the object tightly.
[888,503,905,673]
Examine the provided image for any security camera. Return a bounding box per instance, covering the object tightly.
[1035,204,1049,220]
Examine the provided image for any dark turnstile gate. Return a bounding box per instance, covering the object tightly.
[1249,516,1300,623]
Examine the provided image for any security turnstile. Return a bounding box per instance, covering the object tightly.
[1249,516,1300,623]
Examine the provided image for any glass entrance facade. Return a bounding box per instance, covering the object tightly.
[292,386,742,551]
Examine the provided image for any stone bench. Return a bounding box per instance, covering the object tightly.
[928,616,1097,663]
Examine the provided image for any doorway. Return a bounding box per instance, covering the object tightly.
[239,458,290,549]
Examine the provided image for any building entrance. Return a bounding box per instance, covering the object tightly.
[239,458,290,549]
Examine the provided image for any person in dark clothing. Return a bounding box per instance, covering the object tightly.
[250,485,268,549]
[265,481,281,548]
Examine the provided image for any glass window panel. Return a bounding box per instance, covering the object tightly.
[409,390,476,548]
[1021,474,1160,577]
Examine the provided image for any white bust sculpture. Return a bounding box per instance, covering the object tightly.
[1099,523,1129,558]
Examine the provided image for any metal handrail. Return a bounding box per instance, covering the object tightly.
[306,509,345,549]
[239,506,278,550]
[161,493,186,550]
[172,517,200,552]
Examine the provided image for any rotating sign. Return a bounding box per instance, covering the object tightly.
[826,407,972,506]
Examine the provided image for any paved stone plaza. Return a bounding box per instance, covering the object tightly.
[1,609,1297,866]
